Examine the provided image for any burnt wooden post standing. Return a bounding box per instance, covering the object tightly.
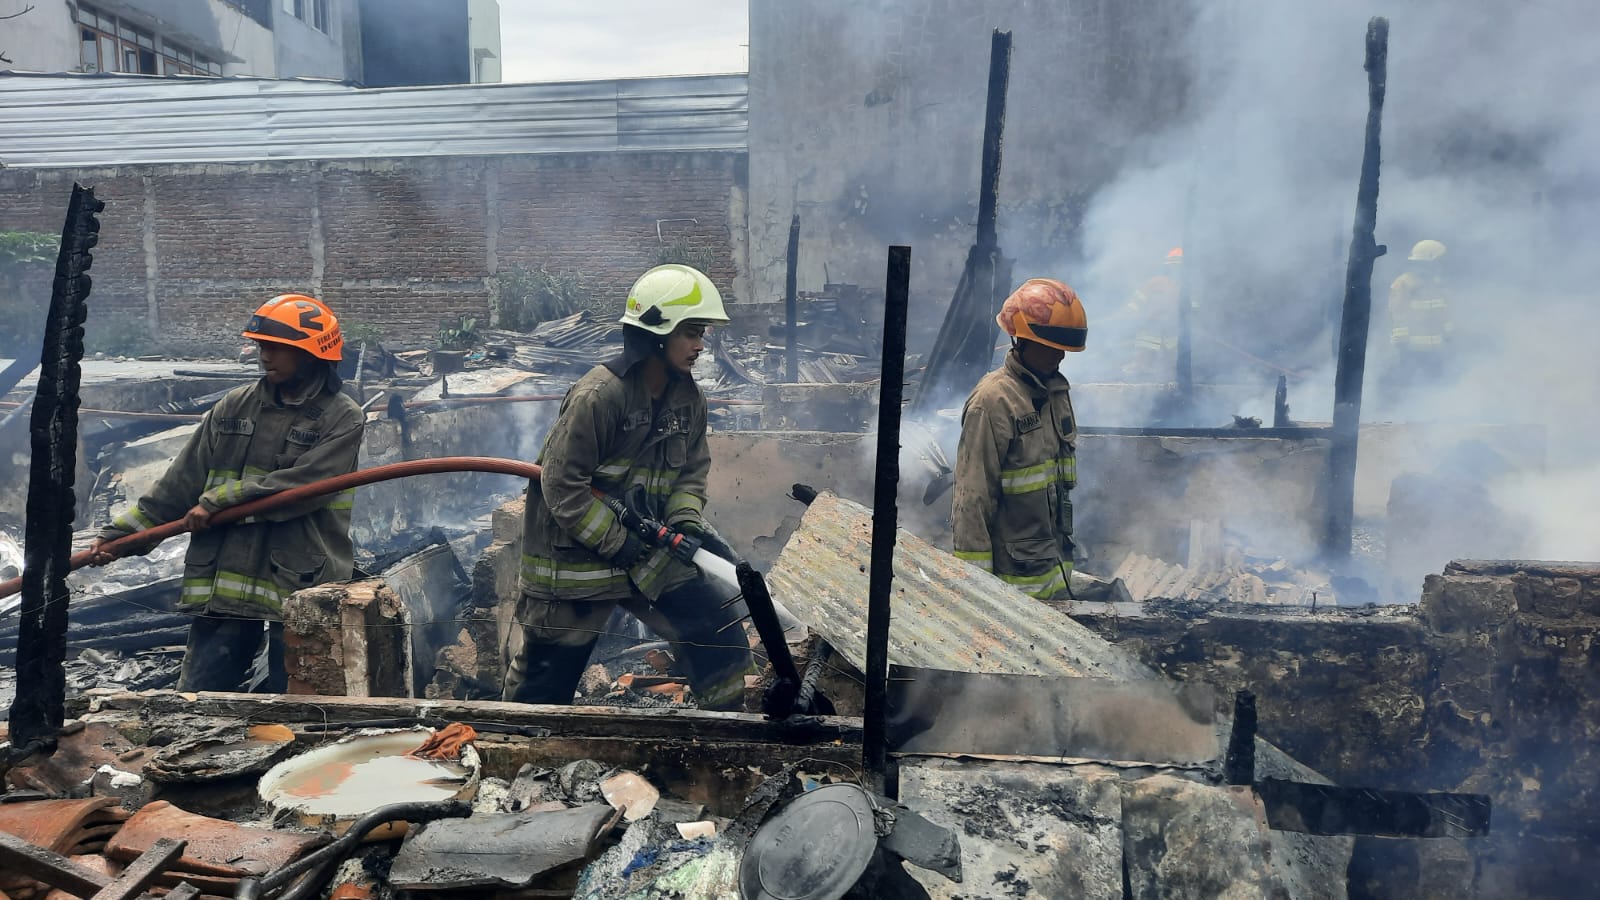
[1324,18,1389,561]
[784,213,801,383]
[10,185,103,750]
[864,245,911,792]
[910,29,1012,415]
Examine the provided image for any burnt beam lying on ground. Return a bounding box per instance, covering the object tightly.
[1257,778,1490,839]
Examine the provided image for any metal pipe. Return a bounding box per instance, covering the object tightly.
[864,245,911,793]
[784,213,800,384]
[1324,18,1390,561]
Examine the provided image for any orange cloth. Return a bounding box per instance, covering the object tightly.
[406,723,478,760]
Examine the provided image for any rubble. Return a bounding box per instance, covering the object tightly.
[1111,547,1335,606]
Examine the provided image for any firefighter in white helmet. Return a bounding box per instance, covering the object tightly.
[504,264,755,709]
[953,278,1086,602]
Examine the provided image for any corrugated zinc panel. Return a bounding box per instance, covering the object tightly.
[766,492,1156,682]
[0,71,747,167]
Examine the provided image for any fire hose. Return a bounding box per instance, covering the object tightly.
[0,456,824,716]
[0,457,544,599]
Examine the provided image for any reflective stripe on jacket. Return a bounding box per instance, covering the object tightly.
[521,361,710,603]
[1388,272,1452,350]
[101,374,363,619]
[952,350,1078,601]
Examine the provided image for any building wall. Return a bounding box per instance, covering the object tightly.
[0,0,275,76]
[1,3,80,73]
[358,0,468,87]
[0,151,746,346]
[272,0,352,79]
[467,0,500,84]
[747,0,1188,309]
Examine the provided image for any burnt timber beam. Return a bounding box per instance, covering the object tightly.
[865,245,911,792]
[1324,18,1390,561]
[10,184,103,748]
[92,691,863,745]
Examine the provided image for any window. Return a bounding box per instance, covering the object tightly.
[76,4,222,76]
[282,0,330,33]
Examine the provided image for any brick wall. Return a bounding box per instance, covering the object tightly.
[0,151,746,349]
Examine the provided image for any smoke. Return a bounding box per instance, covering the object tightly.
[991,0,1600,575]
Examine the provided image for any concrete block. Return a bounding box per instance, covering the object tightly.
[1419,574,1519,634]
[282,579,410,698]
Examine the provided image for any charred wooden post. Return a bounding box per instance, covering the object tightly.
[910,29,1012,415]
[865,245,911,793]
[9,185,103,751]
[1176,270,1193,402]
[784,214,801,384]
[1324,18,1389,561]
[1224,689,1257,785]
[973,31,1010,254]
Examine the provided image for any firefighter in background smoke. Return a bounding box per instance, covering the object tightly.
[89,295,363,692]
[1382,239,1454,400]
[1121,246,1183,381]
[953,278,1086,601]
[504,264,755,709]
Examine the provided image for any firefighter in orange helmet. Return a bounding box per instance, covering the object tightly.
[952,279,1085,601]
[1122,247,1183,380]
[89,294,364,692]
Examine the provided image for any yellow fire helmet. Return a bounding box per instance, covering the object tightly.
[620,264,730,335]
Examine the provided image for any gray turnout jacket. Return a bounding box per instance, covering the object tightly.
[100,373,363,619]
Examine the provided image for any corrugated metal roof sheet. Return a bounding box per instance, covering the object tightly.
[766,492,1157,682]
[0,71,748,167]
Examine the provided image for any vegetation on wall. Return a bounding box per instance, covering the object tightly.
[495,264,593,332]
[652,239,719,279]
[0,230,57,358]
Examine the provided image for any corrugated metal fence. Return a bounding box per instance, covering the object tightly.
[0,71,748,167]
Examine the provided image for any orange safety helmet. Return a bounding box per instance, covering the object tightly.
[1165,246,1184,265]
[242,294,344,361]
[997,278,1087,352]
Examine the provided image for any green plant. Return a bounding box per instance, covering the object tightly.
[0,231,58,356]
[652,239,719,276]
[497,264,590,332]
[0,231,56,267]
[437,315,481,350]
[341,319,385,347]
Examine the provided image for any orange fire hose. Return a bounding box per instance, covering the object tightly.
[0,457,544,600]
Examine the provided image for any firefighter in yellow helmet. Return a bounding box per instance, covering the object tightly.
[952,278,1085,601]
[89,294,363,692]
[1383,239,1454,399]
[503,265,755,710]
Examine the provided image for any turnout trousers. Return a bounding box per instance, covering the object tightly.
[502,572,754,711]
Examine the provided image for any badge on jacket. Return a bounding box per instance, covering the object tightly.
[1015,412,1043,435]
